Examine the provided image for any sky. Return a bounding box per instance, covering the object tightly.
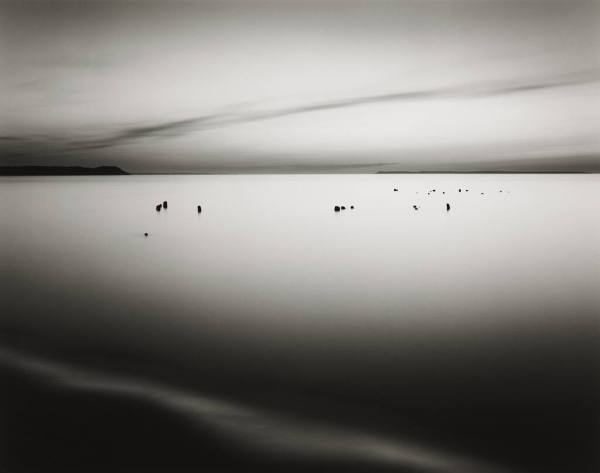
[1,0,599,172]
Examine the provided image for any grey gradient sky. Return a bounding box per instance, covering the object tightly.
[1,0,599,172]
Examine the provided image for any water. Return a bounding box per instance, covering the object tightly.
[1,174,599,473]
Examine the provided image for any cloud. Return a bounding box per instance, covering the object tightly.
[69,114,226,150]
[64,69,600,152]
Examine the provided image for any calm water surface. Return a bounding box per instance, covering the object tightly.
[1,174,599,473]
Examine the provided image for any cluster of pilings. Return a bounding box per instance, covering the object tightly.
[154,201,203,213]
[146,201,202,236]
[393,186,509,213]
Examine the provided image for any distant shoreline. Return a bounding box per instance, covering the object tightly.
[376,170,600,174]
[128,170,600,175]
[1,166,598,176]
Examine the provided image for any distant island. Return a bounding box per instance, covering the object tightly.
[376,170,596,174]
[375,154,600,174]
[0,166,129,176]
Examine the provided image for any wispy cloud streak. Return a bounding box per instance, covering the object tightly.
[67,70,600,152]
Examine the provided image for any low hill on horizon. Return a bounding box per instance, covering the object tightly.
[0,166,129,176]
